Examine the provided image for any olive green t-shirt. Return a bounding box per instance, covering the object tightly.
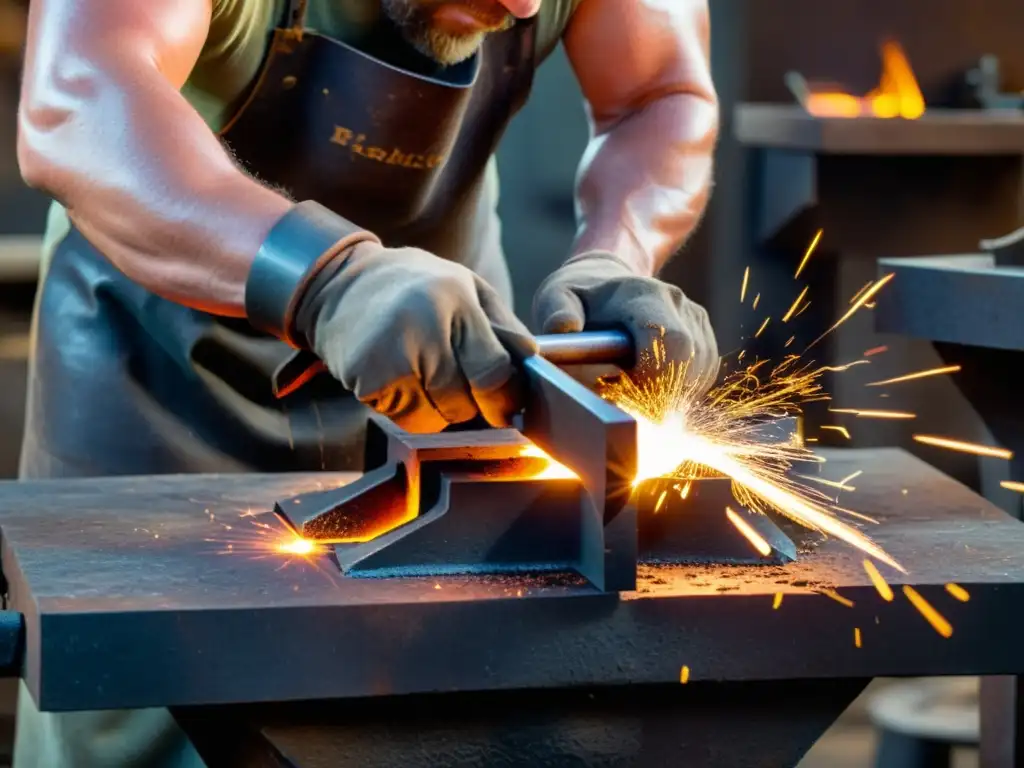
[39,0,582,277]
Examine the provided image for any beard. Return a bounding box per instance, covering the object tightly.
[380,0,515,65]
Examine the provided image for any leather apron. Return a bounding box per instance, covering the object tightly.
[19,0,538,481]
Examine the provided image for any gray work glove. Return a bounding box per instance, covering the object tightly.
[298,242,537,433]
[533,251,719,390]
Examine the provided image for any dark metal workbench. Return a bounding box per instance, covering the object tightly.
[1,448,1021,766]
[875,251,1024,766]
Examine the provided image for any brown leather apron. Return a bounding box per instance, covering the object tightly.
[19,0,538,481]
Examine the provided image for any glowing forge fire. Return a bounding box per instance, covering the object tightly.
[600,350,905,573]
[797,40,925,120]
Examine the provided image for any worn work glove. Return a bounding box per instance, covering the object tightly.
[296,242,537,433]
[533,252,719,390]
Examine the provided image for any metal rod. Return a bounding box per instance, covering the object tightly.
[535,330,634,367]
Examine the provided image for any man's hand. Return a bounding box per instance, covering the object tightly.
[301,243,537,433]
[533,251,718,389]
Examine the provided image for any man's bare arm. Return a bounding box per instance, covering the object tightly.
[18,0,293,316]
[563,0,718,277]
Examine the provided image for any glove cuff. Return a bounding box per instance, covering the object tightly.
[245,200,381,347]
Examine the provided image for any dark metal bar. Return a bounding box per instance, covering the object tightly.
[535,329,634,368]
[273,330,635,399]
[518,354,638,592]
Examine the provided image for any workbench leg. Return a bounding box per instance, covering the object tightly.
[174,679,871,768]
[980,676,1024,768]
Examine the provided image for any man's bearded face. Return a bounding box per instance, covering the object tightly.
[381,0,516,65]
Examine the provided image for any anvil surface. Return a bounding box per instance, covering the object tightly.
[3,448,1024,712]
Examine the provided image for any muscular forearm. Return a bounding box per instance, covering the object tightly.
[571,91,718,276]
[564,0,717,278]
[18,0,293,316]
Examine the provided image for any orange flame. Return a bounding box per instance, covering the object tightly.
[804,41,925,120]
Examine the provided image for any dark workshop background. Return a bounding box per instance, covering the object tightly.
[0,0,1015,765]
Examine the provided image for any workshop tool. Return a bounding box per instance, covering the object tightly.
[980,224,1024,267]
[964,55,1024,111]
[268,330,800,592]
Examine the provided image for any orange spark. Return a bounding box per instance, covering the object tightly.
[945,583,970,602]
[725,507,772,557]
[1001,481,1024,493]
[785,336,795,348]
[807,273,895,351]
[794,230,823,279]
[782,286,810,323]
[755,317,771,338]
[848,281,874,306]
[820,588,854,608]
[829,408,916,420]
[840,470,863,486]
[823,359,871,373]
[834,505,879,524]
[752,293,761,310]
[864,345,888,357]
[740,266,750,303]
[796,472,856,492]
[655,489,669,513]
[821,425,851,440]
[867,365,960,387]
[854,627,862,648]
[913,435,1013,459]
[773,592,784,609]
[903,586,953,638]
[679,665,691,684]
[863,559,894,601]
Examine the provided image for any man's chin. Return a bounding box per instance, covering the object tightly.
[419,29,486,65]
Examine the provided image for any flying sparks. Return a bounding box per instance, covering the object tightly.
[782,286,810,323]
[867,365,960,387]
[725,507,772,556]
[945,583,970,602]
[794,229,823,279]
[806,273,895,351]
[863,559,894,601]
[740,267,750,303]
[829,408,916,420]
[912,435,1013,459]
[821,425,851,440]
[903,586,953,638]
[599,351,904,572]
